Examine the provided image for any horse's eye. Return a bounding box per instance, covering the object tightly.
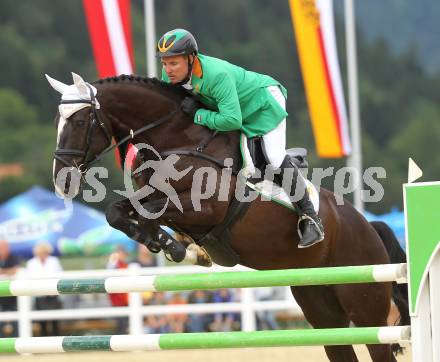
[77,120,86,127]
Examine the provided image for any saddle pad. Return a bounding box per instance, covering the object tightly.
[239,133,319,213]
[246,178,320,213]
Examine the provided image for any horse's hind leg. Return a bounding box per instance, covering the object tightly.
[364,345,396,362]
[291,285,359,362]
[334,283,396,362]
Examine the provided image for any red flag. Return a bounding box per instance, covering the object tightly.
[83,0,135,77]
[83,0,135,167]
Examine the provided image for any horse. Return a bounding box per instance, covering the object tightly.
[47,72,409,362]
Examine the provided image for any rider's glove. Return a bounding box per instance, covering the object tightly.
[181,97,199,120]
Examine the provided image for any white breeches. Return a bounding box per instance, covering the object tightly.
[262,86,287,169]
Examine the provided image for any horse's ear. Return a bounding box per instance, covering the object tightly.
[71,72,89,96]
[71,72,85,85]
[45,74,69,95]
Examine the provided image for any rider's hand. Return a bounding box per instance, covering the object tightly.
[181,97,199,119]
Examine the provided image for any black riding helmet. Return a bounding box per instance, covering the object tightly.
[156,29,198,58]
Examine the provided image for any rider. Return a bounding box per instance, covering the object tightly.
[156,28,324,248]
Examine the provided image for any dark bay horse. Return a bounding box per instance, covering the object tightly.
[48,73,408,362]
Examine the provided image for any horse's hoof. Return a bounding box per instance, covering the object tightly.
[184,243,212,267]
[145,241,162,254]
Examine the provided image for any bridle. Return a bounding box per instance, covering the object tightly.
[53,84,180,173]
[54,85,112,172]
[54,84,236,176]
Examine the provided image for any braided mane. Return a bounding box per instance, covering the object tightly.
[93,74,189,99]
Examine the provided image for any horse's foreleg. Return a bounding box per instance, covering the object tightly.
[141,193,216,266]
[105,198,161,253]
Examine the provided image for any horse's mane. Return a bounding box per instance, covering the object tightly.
[92,74,189,100]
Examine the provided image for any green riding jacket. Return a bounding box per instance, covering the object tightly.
[161,53,288,137]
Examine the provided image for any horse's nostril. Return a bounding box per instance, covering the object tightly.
[54,166,82,199]
[64,172,71,194]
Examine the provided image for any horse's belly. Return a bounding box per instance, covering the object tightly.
[228,199,325,270]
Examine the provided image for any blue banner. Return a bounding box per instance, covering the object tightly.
[0,186,136,258]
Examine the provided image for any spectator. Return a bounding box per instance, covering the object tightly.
[186,290,213,332]
[143,291,169,333]
[166,292,188,333]
[26,241,63,336]
[106,246,129,333]
[136,244,157,267]
[254,287,281,330]
[0,239,20,337]
[209,289,239,332]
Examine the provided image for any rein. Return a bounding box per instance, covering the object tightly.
[54,85,230,174]
[87,108,181,167]
[54,102,180,170]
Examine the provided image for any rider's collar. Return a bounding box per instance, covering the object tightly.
[192,56,203,78]
[181,77,193,90]
[180,56,202,90]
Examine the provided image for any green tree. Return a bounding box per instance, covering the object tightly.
[1,0,439,215]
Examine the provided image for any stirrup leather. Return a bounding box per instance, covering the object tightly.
[297,214,325,241]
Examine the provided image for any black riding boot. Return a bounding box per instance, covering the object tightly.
[278,156,325,248]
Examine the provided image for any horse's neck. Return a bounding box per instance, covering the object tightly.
[98,81,241,166]
[99,82,178,141]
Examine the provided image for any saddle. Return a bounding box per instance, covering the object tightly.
[128,134,315,267]
[246,136,308,178]
[242,135,318,212]
[193,136,315,267]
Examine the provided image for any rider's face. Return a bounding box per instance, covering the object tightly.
[161,55,190,84]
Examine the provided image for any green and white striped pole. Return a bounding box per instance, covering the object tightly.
[0,263,406,297]
[0,327,410,354]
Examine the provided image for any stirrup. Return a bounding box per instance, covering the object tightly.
[297,214,325,242]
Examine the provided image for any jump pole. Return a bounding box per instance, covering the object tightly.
[0,179,437,360]
[0,327,410,354]
[0,263,406,297]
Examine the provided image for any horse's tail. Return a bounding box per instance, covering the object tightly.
[370,221,410,354]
